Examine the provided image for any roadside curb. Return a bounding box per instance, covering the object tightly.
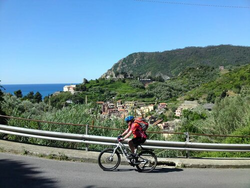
[1,139,250,168]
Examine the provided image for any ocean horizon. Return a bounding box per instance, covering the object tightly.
[2,83,79,98]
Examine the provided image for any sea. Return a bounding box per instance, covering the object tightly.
[2,83,79,98]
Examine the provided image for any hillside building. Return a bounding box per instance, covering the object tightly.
[175,100,198,117]
[63,85,76,94]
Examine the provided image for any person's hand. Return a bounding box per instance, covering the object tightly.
[119,138,124,142]
[117,135,123,142]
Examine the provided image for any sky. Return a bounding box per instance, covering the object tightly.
[0,0,250,84]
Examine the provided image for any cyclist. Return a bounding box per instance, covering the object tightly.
[119,115,147,158]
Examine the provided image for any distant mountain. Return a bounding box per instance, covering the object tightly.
[101,45,250,80]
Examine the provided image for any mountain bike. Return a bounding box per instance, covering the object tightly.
[98,137,157,172]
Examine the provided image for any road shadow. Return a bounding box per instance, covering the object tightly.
[100,168,134,172]
[150,167,183,173]
[0,159,58,188]
[101,167,183,174]
[83,186,109,188]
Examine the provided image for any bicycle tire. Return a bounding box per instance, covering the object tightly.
[98,148,121,171]
[135,150,157,172]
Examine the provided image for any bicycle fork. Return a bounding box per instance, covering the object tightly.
[106,145,119,162]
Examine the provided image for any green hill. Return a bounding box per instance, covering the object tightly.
[42,45,250,108]
[101,45,250,80]
[46,63,250,109]
[186,64,250,101]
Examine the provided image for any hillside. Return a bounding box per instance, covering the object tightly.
[101,45,250,80]
[68,63,250,107]
[186,64,250,101]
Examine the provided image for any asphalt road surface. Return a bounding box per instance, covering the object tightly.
[0,153,250,188]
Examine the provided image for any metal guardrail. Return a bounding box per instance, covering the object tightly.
[1,124,250,152]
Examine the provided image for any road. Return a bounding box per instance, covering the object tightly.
[0,153,250,188]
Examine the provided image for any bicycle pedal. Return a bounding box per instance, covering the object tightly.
[128,162,135,167]
[130,159,140,165]
[127,154,136,159]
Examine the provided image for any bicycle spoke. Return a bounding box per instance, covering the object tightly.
[98,148,121,171]
[136,151,157,172]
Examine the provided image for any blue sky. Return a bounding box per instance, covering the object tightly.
[1,0,250,84]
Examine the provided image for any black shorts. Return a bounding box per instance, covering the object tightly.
[132,137,146,148]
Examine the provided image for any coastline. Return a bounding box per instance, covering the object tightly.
[2,83,79,98]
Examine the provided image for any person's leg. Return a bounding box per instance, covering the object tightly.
[128,139,135,154]
[140,138,146,145]
[130,138,142,154]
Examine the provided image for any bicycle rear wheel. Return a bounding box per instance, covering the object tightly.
[98,148,121,171]
[136,150,157,172]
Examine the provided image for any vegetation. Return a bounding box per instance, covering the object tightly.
[3,103,164,151]
[39,66,222,109]
[186,64,250,100]
[1,45,250,157]
[0,81,6,124]
[103,45,250,79]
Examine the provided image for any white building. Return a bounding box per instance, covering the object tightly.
[175,101,199,117]
[140,104,154,114]
[63,85,76,94]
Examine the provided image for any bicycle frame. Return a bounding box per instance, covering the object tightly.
[112,141,131,162]
[112,141,148,164]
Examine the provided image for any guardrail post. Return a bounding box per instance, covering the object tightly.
[184,132,190,158]
[85,124,89,151]
[38,122,41,130]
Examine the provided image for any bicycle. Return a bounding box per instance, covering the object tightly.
[98,137,157,172]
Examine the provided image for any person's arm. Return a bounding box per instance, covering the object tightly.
[121,127,130,137]
[123,129,132,140]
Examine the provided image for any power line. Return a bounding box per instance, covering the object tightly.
[134,0,250,9]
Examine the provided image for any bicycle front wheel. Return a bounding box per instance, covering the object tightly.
[98,148,121,171]
[136,150,157,173]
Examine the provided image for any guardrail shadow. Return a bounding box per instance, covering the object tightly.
[0,159,57,188]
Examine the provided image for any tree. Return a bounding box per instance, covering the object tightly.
[121,72,128,78]
[206,92,216,103]
[14,90,23,98]
[83,78,89,84]
[23,91,34,102]
[76,84,87,91]
[0,82,4,103]
[34,92,42,103]
[0,81,6,123]
[155,76,165,82]
[220,90,228,100]
[23,91,42,103]
[115,72,120,77]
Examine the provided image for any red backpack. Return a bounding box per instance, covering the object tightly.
[134,117,149,132]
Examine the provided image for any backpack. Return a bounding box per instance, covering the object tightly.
[134,117,149,132]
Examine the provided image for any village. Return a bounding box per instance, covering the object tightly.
[63,84,214,136]
[97,100,213,137]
